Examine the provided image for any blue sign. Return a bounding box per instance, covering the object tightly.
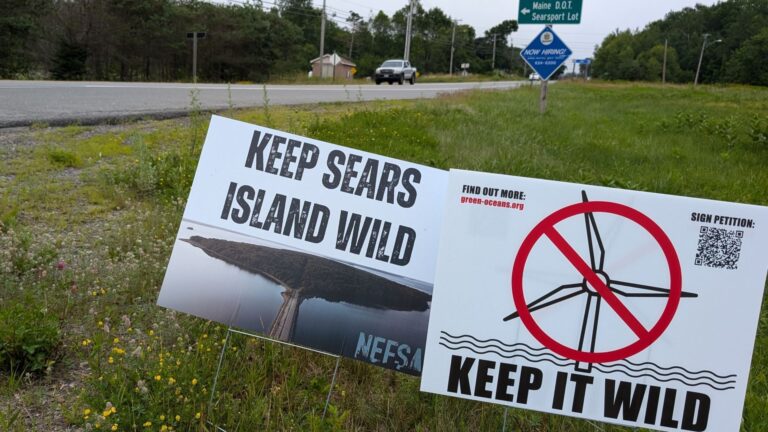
[573,58,592,65]
[520,27,572,80]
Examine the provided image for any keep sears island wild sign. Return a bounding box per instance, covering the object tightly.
[158,116,447,375]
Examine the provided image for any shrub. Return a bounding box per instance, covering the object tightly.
[0,301,61,374]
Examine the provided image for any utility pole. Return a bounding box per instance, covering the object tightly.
[319,0,326,77]
[187,32,206,83]
[491,33,497,70]
[403,0,415,61]
[694,34,708,86]
[662,39,668,84]
[695,33,722,85]
[449,20,457,75]
[193,34,198,83]
[349,32,354,58]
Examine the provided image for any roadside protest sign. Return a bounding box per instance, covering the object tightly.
[158,115,447,375]
[420,169,768,431]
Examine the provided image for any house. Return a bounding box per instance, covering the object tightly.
[310,53,356,80]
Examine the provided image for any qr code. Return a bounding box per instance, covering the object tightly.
[695,226,743,270]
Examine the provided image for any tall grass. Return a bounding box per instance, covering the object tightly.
[0,82,766,431]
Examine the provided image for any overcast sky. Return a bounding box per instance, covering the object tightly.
[314,0,721,60]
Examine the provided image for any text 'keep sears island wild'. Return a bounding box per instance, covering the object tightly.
[220,129,424,266]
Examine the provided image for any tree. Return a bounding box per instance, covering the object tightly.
[726,27,768,86]
[51,39,88,80]
[0,0,53,77]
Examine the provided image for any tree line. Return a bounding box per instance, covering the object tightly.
[1,0,523,82]
[592,0,768,86]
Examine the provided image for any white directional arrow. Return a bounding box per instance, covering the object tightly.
[521,7,531,15]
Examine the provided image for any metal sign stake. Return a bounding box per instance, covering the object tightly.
[322,355,343,419]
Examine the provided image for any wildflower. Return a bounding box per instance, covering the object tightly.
[143,421,152,427]
[112,347,125,355]
[84,409,92,416]
[154,375,162,381]
[136,380,149,394]
[57,260,66,270]
[175,415,180,422]
[160,426,168,432]
[191,378,198,386]
[195,413,201,420]
[111,424,118,431]
[168,377,176,385]
[159,415,165,421]
[113,338,119,344]
[149,330,154,336]
[108,357,114,364]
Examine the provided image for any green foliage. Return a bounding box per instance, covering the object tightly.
[44,146,83,168]
[0,0,52,77]
[0,300,60,374]
[6,0,523,81]
[2,84,767,430]
[749,114,768,146]
[51,39,88,80]
[593,0,768,85]
[725,27,768,86]
[306,108,443,166]
[0,228,57,276]
[104,138,194,199]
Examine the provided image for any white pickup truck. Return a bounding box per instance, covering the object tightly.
[374,59,417,85]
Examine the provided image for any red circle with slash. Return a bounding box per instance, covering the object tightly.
[511,200,682,363]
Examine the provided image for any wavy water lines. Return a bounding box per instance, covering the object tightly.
[438,331,736,391]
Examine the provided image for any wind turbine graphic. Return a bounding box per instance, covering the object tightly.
[504,191,697,372]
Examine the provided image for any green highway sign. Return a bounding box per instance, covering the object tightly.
[518,0,583,24]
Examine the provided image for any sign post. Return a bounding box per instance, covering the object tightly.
[518,0,583,25]
[187,32,207,83]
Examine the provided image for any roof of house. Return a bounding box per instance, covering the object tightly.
[310,53,356,67]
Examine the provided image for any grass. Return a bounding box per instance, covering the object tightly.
[0,81,766,431]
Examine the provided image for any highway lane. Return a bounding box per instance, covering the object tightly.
[0,80,526,128]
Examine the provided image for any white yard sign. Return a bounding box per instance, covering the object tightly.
[421,169,768,431]
[159,116,447,375]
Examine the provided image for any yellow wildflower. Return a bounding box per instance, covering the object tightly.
[108,357,114,364]
[143,421,152,427]
[154,375,161,381]
[111,424,118,431]
[113,337,119,344]
[159,415,165,421]
[168,377,176,385]
[175,415,180,422]
[191,378,198,386]
[195,412,201,419]
[83,409,91,416]
[160,426,168,432]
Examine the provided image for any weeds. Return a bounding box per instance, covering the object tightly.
[262,84,273,127]
[1,82,767,431]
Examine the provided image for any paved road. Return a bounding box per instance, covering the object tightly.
[0,80,526,128]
